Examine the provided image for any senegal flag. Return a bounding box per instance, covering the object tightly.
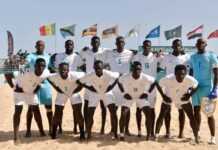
[39,23,56,36]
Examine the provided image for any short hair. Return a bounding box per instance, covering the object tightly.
[143,40,151,45]
[116,36,124,42]
[132,61,142,67]
[59,62,69,68]
[172,39,182,46]
[94,60,103,66]
[175,64,187,73]
[35,58,46,65]
[91,36,100,42]
[65,40,73,45]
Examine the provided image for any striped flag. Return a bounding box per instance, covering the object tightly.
[102,25,118,39]
[187,25,203,40]
[7,31,14,57]
[82,24,97,37]
[208,30,218,39]
[60,24,76,38]
[39,23,56,36]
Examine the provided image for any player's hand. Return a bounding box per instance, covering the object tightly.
[139,93,148,99]
[14,85,24,93]
[163,95,172,103]
[124,93,132,100]
[181,93,191,101]
[208,87,218,100]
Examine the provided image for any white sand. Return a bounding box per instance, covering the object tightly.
[0,85,218,150]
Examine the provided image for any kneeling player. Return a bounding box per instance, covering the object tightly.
[47,62,85,140]
[155,64,199,143]
[78,60,119,140]
[118,61,155,141]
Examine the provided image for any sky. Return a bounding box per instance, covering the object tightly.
[1,0,218,57]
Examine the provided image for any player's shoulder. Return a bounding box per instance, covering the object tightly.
[185,74,197,81]
[69,71,85,78]
[141,73,155,82]
[103,69,119,77]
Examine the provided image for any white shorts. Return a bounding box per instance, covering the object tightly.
[112,85,124,106]
[122,98,150,109]
[87,91,114,107]
[162,98,190,109]
[14,92,39,105]
[55,93,82,106]
[147,88,157,108]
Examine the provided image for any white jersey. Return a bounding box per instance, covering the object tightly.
[103,49,133,74]
[48,71,84,97]
[16,70,49,94]
[160,54,190,75]
[159,74,198,107]
[119,73,155,99]
[132,52,158,77]
[79,48,106,73]
[80,70,119,95]
[54,52,83,71]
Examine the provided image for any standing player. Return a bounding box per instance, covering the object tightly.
[5,58,48,142]
[189,38,218,144]
[80,36,108,134]
[132,40,158,138]
[155,64,199,143]
[77,60,119,139]
[159,39,190,138]
[25,40,53,136]
[47,62,85,140]
[52,40,83,134]
[118,61,155,140]
[102,36,133,135]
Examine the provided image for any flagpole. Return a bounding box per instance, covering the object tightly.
[137,24,141,50]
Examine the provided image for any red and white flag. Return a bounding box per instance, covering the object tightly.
[187,25,203,40]
[208,30,218,39]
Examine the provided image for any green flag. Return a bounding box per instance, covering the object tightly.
[164,25,182,40]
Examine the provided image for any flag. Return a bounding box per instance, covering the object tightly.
[7,31,14,57]
[208,30,218,39]
[125,26,139,38]
[102,25,118,39]
[164,25,182,40]
[187,25,203,40]
[82,24,97,37]
[146,25,160,39]
[39,23,56,36]
[60,24,76,38]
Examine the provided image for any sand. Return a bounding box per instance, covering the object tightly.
[0,84,218,150]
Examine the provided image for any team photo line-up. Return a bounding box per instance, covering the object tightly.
[4,36,218,145]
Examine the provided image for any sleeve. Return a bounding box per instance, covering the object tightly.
[146,75,155,84]
[75,54,84,70]
[210,53,218,68]
[188,76,198,88]
[25,53,32,64]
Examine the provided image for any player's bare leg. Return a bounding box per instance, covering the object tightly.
[13,105,23,142]
[51,105,64,139]
[178,108,185,138]
[119,106,129,141]
[86,107,96,140]
[32,105,46,136]
[45,105,53,135]
[26,106,33,137]
[182,103,199,144]
[136,107,142,137]
[72,103,85,140]
[155,103,171,139]
[100,100,107,135]
[108,104,118,139]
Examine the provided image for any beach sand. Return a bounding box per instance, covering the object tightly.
[0,85,217,150]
